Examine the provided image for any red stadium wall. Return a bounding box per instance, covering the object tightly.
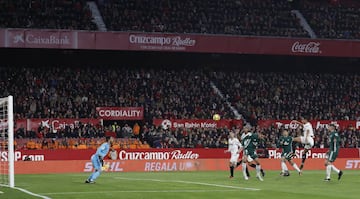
[1,148,359,174]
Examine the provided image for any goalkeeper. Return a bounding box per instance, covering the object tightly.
[85,136,114,184]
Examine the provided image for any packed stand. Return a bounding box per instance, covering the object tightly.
[300,0,360,39]
[97,0,308,38]
[11,124,359,150]
[3,67,360,149]
[211,72,360,121]
[0,67,233,120]
[260,125,359,149]
[0,0,97,30]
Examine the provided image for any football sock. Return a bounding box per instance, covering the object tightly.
[326,165,331,179]
[249,163,256,168]
[88,173,94,181]
[256,164,261,176]
[281,162,287,173]
[236,160,242,167]
[230,166,234,177]
[90,170,101,181]
[301,153,307,164]
[293,163,301,172]
[331,165,340,174]
[246,166,250,177]
[242,163,247,178]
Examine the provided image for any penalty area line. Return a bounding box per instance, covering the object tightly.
[115,177,261,191]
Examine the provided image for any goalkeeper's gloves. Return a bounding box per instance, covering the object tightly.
[101,162,110,171]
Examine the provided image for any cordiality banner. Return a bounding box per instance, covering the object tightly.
[1,28,360,57]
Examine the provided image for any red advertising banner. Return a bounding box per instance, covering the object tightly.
[27,118,102,131]
[12,158,360,174]
[258,120,360,130]
[96,107,144,120]
[4,29,77,49]
[15,119,27,131]
[2,148,358,161]
[153,119,243,129]
[1,29,360,58]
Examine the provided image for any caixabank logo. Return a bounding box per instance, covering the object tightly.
[6,29,76,48]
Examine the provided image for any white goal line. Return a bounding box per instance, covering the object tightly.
[0,184,51,199]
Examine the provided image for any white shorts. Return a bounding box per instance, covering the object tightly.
[230,153,239,164]
[300,136,314,149]
[242,151,254,162]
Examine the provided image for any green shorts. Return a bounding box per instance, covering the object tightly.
[245,149,258,160]
[281,152,293,161]
[327,151,338,162]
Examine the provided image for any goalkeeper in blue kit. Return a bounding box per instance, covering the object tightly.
[85,136,114,183]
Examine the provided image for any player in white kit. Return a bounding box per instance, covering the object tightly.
[292,116,315,170]
[224,131,242,178]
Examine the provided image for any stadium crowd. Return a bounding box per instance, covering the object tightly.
[1,0,359,40]
[211,72,360,121]
[2,67,359,149]
[12,123,360,150]
[0,0,97,30]
[97,0,308,37]
[1,67,231,120]
[300,0,360,39]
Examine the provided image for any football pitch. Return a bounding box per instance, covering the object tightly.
[0,170,359,199]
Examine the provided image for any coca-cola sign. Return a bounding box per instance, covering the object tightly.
[291,41,321,54]
[119,149,200,160]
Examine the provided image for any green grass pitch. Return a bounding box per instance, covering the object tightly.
[0,170,359,199]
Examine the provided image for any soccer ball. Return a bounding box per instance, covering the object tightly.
[213,114,221,121]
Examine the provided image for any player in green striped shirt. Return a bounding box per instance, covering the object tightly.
[278,130,302,176]
[241,125,264,181]
[324,124,343,181]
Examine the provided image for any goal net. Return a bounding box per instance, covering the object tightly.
[0,96,14,188]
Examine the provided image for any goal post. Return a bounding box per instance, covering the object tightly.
[0,95,14,188]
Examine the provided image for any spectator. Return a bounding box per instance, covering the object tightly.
[0,0,97,30]
[97,0,309,38]
[133,123,140,138]
[109,149,117,160]
[300,0,360,39]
